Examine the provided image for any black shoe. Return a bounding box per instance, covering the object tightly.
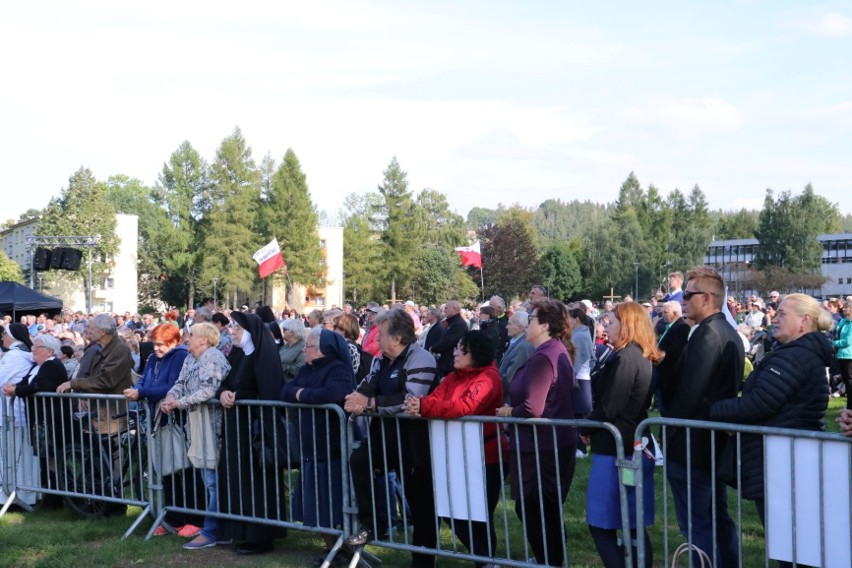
[345,528,374,547]
[236,541,274,555]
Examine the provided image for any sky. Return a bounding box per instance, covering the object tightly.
[2,1,851,225]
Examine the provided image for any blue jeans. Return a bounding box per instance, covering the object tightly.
[666,461,739,567]
[199,468,218,540]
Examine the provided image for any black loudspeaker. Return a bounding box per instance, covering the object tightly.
[33,247,51,270]
[62,248,83,271]
[50,247,65,269]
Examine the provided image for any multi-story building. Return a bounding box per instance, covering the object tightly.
[704,233,852,299]
[0,214,138,314]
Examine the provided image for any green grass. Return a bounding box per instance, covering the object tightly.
[1,399,847,567]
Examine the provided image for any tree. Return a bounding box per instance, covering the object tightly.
[261,149,325,288]
[714,209,758,240]
[539,241,582,301]
[37,167,119,278]
[467,206,500,231]
[201,127,262,306]
[154,141,209,308]
[479,206,540,301]
[412,189,466,250]
[666,185,715,271]
[755,185,839,276]
[0,251,24,283]
[375,157,418,302]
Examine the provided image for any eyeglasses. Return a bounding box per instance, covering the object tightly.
[683,289,715,301]
[529,314,539,321]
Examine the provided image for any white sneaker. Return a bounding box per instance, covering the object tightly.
[576,449,588,458]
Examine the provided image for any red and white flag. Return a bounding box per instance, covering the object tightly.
[253,238,286,278]
[455,241,482,269]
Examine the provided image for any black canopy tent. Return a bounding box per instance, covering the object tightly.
[0,281,64,320]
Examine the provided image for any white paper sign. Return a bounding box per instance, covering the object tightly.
[429,420,487,522]
[765,435,851,568]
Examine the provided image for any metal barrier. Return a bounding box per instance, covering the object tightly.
[147,399,353,566]
[346,413,631,568]
[0,392,152,538]
[633,417,852,568]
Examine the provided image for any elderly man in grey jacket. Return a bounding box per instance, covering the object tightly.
[498,310,535,403]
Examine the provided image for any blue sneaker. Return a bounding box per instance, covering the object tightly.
[183,535,217,550]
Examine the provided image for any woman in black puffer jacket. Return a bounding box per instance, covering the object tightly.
[710,293,832,526]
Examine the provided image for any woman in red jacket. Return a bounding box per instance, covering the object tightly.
[404,330,507,567]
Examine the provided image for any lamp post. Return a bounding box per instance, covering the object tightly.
[633,262,640,300]
[212,278,218,309]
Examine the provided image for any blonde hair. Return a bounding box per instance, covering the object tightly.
[190,322,220,348]
[780,294,833,333]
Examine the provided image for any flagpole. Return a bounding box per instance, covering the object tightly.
[480,263,485,303]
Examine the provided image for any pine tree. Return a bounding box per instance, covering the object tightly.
[262,149,324,287]
[376,157,418,302]
[201,127,262,306]
[154,141,209,307]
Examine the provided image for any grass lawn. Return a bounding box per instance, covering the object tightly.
[1,399,847,567]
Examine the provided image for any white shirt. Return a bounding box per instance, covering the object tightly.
[0,342,34,426]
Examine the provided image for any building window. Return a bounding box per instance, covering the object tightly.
[840,278,844,285]
[315,297,325,307]
[848,278,852,285]
[320,239,327,249]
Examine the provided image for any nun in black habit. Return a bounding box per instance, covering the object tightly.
[216,311,286,555]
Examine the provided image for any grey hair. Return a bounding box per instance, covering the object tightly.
[307,325,322,344]
[34,334,62,357]
[281,318,307,341]
[490,295,506,310]
[664,301,682,318]
[374,307,416,345]
[195,307,213,322]
[509,310,529,328]
[92,313,117,335]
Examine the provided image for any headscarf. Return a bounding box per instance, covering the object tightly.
[230,311,283,400]
[318,328,353,369]
[8,323,33,351]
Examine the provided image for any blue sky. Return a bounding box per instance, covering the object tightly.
[2,1,851,224]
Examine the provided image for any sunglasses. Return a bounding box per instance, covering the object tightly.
[683,289,714,301]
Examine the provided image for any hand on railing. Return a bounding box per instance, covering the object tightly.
[2,384,14,397]
[220,390,236,409]
[838,408,852,437]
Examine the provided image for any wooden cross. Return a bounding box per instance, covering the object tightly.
[602,287,622,303]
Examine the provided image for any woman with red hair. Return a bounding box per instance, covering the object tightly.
[124,324,203,537]
[582,302,663,567]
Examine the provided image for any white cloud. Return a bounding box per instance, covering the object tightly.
[623,97,743,140]
[812,11,852,37]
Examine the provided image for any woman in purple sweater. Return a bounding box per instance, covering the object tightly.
[497,299,577,567]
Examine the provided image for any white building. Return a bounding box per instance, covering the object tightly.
[704,233,852,299]
[266,226,343,313]
[0,214,138,314]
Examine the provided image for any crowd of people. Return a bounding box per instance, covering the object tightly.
[1,267,850,566]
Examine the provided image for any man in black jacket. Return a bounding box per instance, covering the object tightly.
[428,300,467,377]
[664,267,743,566]
[654,301,690,413]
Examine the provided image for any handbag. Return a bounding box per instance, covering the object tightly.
[151,410,190,477]
[251,409,288,470]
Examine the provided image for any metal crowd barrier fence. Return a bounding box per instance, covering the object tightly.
[147,399,353,567]
[0,392,153,538]
[633,417,852,568]
[346,413,631,568]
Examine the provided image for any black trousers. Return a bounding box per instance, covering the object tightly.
[515,493,567,567]
[350,437,437,568]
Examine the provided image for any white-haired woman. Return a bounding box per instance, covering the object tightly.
[2,332,67,507]
[279,318,306,382]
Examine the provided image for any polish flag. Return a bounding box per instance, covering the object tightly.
[253,238,286,278]
[455,242,482,269]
